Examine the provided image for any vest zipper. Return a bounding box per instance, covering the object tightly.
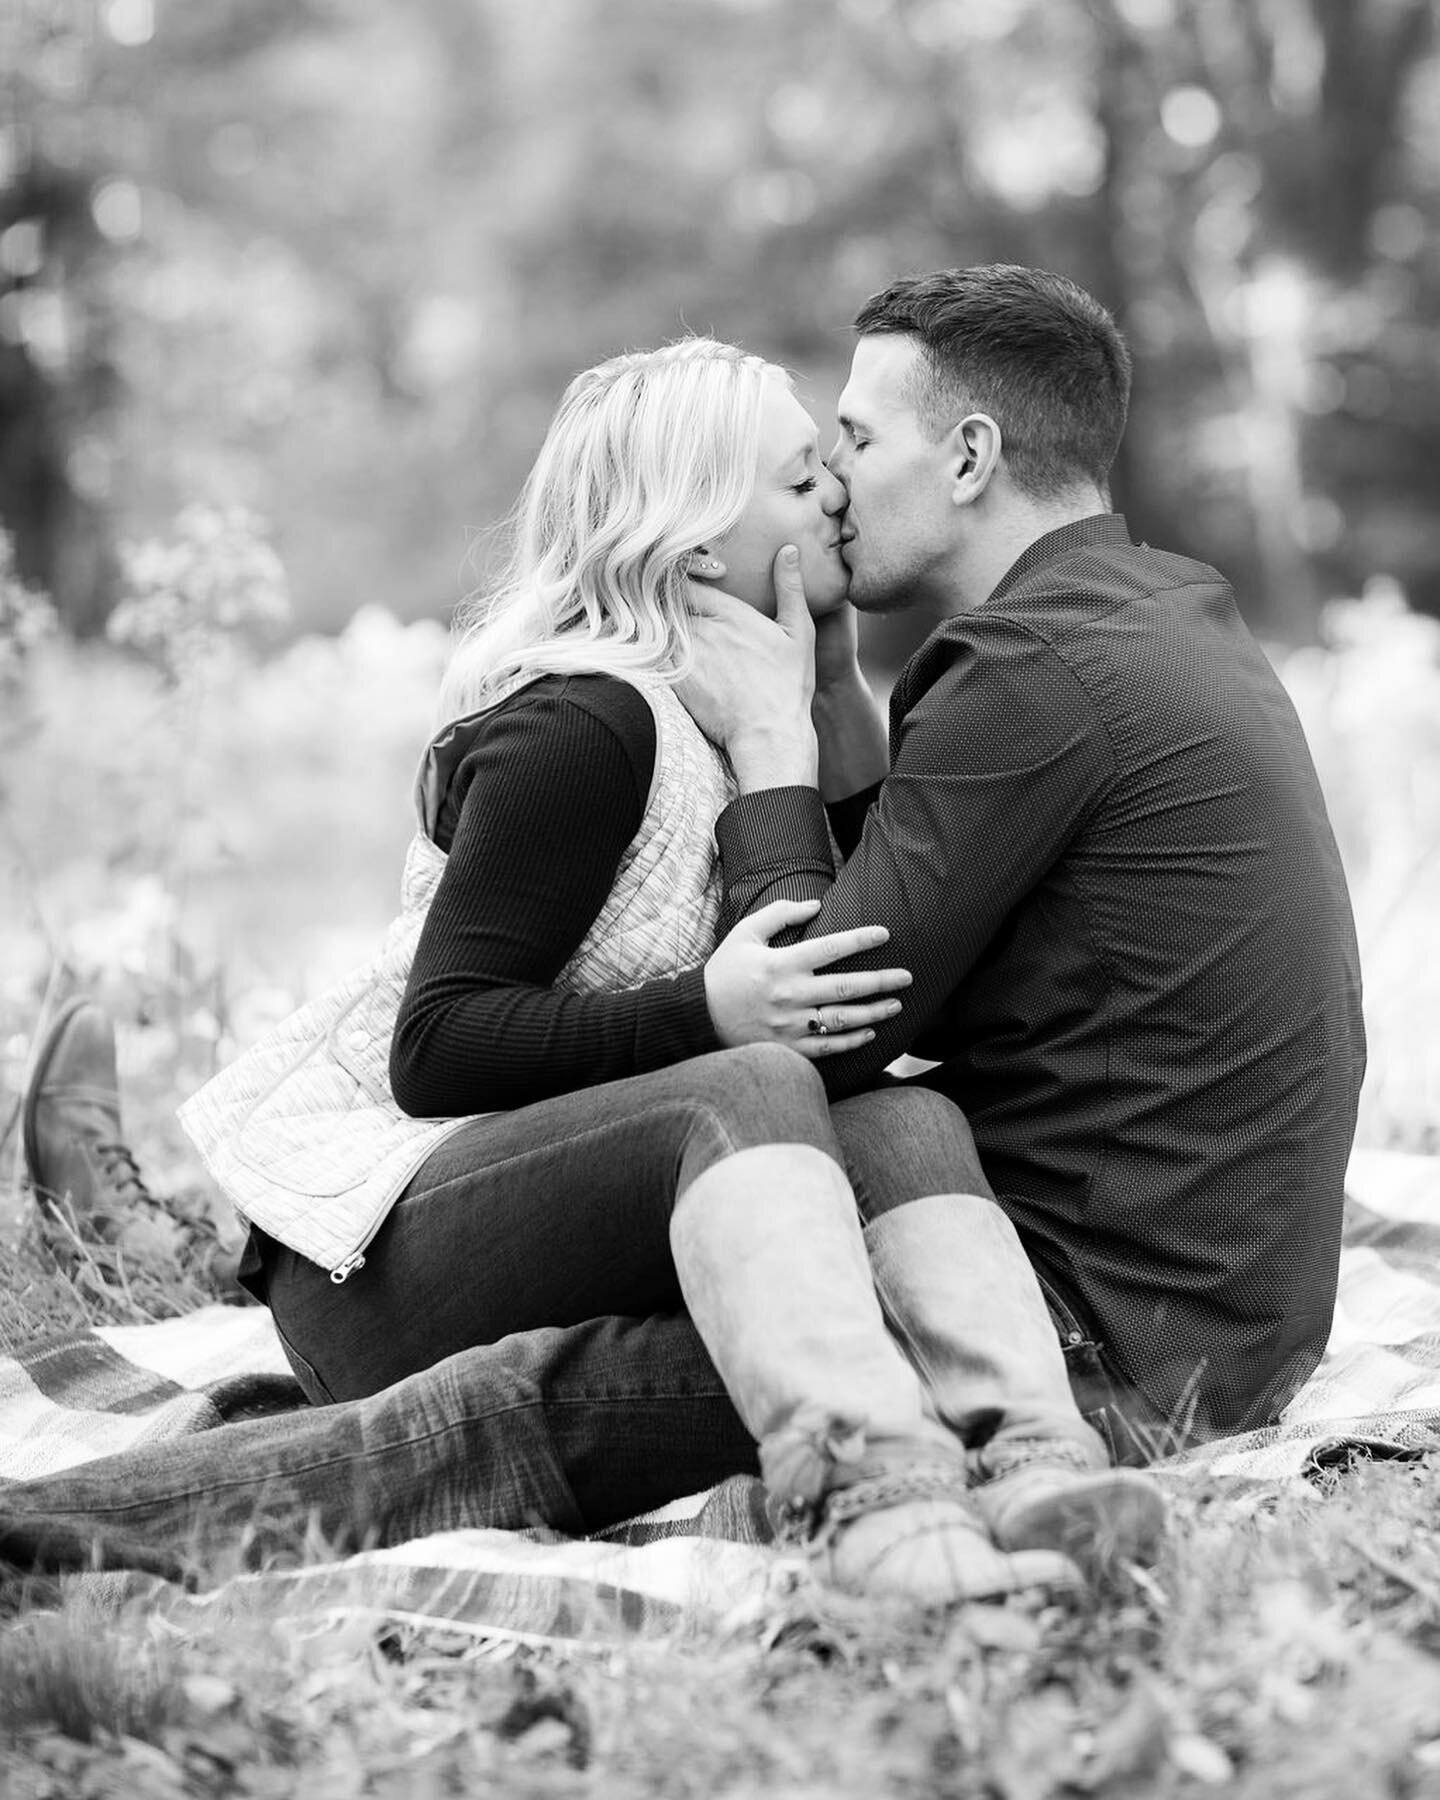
[320,1120,473,1287]
[325,1162,423,1285]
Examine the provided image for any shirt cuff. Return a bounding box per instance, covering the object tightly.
[824,782,881,859]
[715,786,835,881]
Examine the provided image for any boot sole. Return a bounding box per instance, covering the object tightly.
[988,1471,1168,1578]
[20,995,91,1192]
[826,1527,1086,1607]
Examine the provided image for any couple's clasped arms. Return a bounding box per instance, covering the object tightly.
[3,267,1363,1612]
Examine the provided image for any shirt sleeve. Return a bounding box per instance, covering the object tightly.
[714,622,1115,1098]
[391,676,720,1115]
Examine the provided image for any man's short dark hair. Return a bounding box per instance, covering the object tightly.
[853,266,1132,499]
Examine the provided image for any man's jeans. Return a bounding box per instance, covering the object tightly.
[1,1314,750,1575]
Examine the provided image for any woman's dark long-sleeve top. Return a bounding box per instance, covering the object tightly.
[389,672,720,1118]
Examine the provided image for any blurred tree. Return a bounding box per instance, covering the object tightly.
[0,0,123,633]
[1,0,1437,648]
[1086,0,1439,638]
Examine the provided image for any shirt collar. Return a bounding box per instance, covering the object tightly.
[985,513,1133,609]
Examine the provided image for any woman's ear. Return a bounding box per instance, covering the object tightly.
[688,550,728,581]
[948,413,1002,506]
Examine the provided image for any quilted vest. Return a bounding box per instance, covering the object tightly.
[176,674,735,1279]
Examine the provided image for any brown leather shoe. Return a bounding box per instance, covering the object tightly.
[21,998,245,1292]
[22,996,155,1234]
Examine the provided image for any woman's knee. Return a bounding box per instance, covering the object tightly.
[698,1041,826,1114]
[671,1043,833,1169]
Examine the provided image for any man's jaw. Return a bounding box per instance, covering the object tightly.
[843,550,920,617]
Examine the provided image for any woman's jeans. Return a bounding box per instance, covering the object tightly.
[0,1056,1133,1571]
[257,1045,990,1406]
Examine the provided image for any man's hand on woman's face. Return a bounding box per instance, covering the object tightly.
[679,545,819,789]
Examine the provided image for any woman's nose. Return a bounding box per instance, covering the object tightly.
[820,464,848,513]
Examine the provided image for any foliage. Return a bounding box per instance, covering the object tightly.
[1284,585,1440,1147]
[106,506,290,683]
[1,1451,1440,1795]
[0,529,56,689]
[1,1610,180,1746]
[1,0,1438,651]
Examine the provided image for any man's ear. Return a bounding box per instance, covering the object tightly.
[947,413,1002,507]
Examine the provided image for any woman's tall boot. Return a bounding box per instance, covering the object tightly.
[668,1146,1083,1606]
[863,1193,1167,1579]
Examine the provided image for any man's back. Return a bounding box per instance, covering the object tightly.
[894,520,1366,1439]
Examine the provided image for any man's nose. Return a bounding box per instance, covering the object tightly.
[824,438,850,487]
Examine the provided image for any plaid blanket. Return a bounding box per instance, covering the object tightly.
[3,1147,1437,1642]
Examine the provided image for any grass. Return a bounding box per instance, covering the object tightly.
[0,1457,1439,1795]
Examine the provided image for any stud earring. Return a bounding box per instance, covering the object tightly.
[691,556,725,577]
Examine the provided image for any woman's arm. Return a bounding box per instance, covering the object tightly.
[390,675,719,1116]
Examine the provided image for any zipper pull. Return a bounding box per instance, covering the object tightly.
[330,1251,366,1285]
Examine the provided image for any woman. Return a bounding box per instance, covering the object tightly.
[19,342,1160,1605]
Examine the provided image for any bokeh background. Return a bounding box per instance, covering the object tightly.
[2,0,1438,1185]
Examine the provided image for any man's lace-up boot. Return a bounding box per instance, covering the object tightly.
[669,1146,1083,1607]
[864,1192,1167,1582]
[21,997,183,1265]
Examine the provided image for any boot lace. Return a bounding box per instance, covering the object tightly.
[95,1140,154,1205]
[762,1406,974,1544]
[817,1463,977,1541]
[972,1436,1096,1485]
[761,1405,868,1541]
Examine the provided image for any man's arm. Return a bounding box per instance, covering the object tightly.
[715,623,1115,1098]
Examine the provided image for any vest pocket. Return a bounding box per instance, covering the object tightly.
[229,976,402,1199]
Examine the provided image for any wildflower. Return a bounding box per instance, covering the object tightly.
[0,530,57,687]
[107,505,291,681]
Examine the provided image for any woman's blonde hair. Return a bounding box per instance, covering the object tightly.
[437,337,783,724]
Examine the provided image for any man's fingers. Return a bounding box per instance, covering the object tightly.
[686,581,766,625]
[772,544,814,638]
[685,580,725,619]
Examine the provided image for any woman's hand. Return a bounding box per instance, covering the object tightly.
[703,897,911,1059]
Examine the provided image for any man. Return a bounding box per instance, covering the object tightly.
[687,264,1366,1451]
